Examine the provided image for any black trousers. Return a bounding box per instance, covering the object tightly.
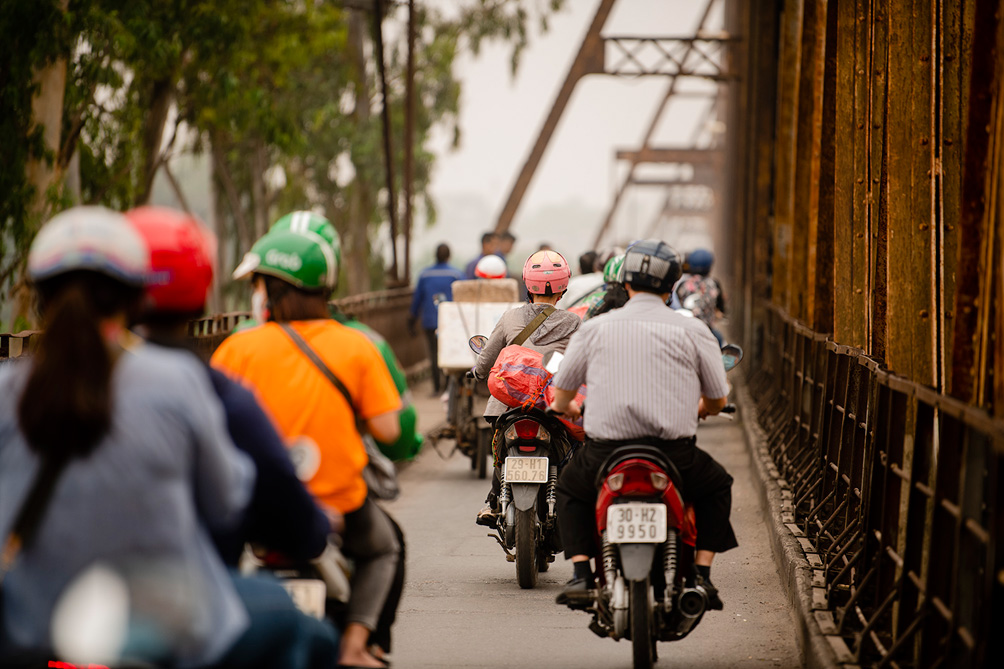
[555,438,739,559]
[423,328,443,392]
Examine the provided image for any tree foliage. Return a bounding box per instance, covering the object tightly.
[0,0,564,324]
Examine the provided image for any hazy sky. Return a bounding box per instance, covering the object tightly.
[411,0,723,266]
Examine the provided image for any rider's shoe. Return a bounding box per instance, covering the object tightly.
[696,575,724,610]
[555,577,594,608]
[475,504,498,527]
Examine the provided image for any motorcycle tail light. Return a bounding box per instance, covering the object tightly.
[505,419,550,443]
[518,445,537,452]
[607,473,625,491]
[650,472,670,490]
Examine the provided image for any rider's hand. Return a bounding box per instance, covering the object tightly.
[698,397,709,420]
[552,400,581,421]
[325,508,345,535]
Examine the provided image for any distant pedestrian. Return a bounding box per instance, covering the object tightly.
[497,231,516,260]
[464,232,499,279]
[410,243,464,394]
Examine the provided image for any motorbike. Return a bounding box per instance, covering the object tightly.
[444,368,492,479]
[468,337,575,588]
[241,538,352,621]
[554,343,744,669]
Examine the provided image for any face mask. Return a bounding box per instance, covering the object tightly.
[251,286,270,323]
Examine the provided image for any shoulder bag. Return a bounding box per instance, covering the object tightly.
[278,323,400,501]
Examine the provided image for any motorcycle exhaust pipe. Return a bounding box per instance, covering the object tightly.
[674,587,708,636]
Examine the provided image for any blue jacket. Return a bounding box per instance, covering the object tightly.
[411,262,464,329]
[207,367,330,566]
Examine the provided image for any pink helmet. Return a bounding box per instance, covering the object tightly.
[522,250,570,296]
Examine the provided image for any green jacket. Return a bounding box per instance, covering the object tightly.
[331,311,424,462]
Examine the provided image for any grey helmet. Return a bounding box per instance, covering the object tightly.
[621,239,683,294]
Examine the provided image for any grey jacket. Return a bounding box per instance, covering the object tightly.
[0,343,254,667]
[475,302,582,417]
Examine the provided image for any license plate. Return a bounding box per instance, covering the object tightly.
[606,503,667,544]
[281,579,326,619]
[504,457,549,483]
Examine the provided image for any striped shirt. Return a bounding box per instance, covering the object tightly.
[552,292,730,441]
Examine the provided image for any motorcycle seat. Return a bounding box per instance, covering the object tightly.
[594,444,684,492]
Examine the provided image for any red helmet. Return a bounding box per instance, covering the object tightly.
[125,206,216,314]
[522,250,570,296]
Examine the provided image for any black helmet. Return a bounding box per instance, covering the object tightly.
[622,239,682,294]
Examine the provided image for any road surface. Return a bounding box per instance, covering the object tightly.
[380,385,802,668]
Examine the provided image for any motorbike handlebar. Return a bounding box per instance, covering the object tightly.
[720,403,736,414]
[545,403,585,418]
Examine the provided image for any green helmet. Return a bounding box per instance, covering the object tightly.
[603,254,625,284]
[271,211,341,266]
[232,229,338,291]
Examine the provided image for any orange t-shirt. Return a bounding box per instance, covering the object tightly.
[211,320,401,513]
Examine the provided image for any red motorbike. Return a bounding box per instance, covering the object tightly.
[556,344,743,669]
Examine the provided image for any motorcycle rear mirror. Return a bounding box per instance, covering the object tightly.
[721,344,744,372]
[469,335,488,354]
[542,351,564,375]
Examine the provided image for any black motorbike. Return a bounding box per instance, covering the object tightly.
[488,405,573,588]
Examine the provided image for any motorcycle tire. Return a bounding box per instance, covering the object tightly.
[630,577,655,669]
[476,427,490,479]
[514,507,539,589]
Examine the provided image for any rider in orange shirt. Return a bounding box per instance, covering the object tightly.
[213,214,400,669]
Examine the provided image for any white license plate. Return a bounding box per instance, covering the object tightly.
[504,457,549,483]
[281,578,326,619]
[606,503,667,544]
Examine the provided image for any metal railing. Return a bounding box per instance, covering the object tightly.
[747,304,1003,668]
[2,288,427,374]
[0,331,40,360]
[186,287,426,370]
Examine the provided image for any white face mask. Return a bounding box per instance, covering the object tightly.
[251,285,269,323]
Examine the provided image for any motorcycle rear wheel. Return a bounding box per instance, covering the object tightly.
[514,508,539,589]
[630,577,655,669]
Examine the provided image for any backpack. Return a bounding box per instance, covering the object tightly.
[675,274,721,325]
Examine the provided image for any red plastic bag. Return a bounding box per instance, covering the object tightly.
[488,345,587,440]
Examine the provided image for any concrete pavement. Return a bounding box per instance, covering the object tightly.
[380,383,803,668]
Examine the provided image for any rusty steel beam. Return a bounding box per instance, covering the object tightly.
[592,0,720,248]
[493,0,615,235]
[614,147,725,165]
[833,0,871,349]
[938,0,973,392]
[884,0,937,387]
[769,0,804,312]
[812,0,836,335]
[735,0,778,349]
[790,0,827,324]
[603,36,733,79]
[868,3,890,362]
[628,177,715,187]
[951,0,1003,409]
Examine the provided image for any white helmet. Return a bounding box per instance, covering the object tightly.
[474,254,508,279]
[28,206,150,285]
